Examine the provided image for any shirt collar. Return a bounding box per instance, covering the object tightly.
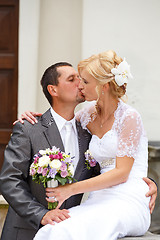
[50,107,77,134]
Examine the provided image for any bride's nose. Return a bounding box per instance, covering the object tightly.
[78,79,84,89]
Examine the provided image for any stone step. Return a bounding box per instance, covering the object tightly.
[120,231,160,239]
[0,196,160,239]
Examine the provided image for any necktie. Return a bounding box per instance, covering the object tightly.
[64,122,73,156]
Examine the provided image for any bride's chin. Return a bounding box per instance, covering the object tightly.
[86,96,97,102]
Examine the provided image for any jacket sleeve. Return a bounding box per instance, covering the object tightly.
[0,122,48,229]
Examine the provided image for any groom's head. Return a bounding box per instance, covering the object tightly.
[41,62,85,107]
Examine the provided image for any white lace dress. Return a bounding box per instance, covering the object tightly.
[34,100,150,240]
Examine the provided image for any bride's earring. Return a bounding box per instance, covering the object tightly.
[102,91,104,95]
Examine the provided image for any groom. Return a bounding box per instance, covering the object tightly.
[0,62,96,240]
[0,62,157,240]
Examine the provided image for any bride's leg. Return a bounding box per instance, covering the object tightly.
[34,197,150,240]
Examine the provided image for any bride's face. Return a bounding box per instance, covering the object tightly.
[79,69,98,101]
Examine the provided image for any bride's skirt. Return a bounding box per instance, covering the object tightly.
[34,179,150,240]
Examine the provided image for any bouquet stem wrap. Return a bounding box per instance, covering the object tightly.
[47,179,58,210]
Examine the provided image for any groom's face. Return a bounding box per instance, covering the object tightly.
[55,66,85,105]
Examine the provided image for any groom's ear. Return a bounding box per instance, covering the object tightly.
[47,85,58,97]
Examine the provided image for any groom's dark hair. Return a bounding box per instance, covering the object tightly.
[41,62,72,105]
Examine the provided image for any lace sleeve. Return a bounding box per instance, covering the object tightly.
[117,110,143,159]
[75,101,96,130]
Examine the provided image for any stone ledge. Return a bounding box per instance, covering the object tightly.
[0,195,159,239]
[119,231,160,239]
[0,195,8,205]
[0,206,8,237]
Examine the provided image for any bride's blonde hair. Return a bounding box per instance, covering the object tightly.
[78,50,126,99]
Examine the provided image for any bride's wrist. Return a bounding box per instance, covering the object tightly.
[71,182,82,196]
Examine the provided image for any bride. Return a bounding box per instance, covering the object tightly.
[22,50,151,239]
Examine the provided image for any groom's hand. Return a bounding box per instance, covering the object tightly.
[41,209,70,225]
[143,177,157,214]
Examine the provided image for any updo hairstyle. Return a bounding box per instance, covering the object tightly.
[78,50,126,99]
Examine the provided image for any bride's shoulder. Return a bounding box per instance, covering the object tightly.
[75,101,96,129]
[118,100,142,123]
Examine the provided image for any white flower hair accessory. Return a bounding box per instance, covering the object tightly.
[111,58,133,86]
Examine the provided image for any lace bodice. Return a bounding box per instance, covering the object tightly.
[76,100,148,178]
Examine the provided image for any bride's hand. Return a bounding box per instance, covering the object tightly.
[46,184,73,208]
[13,111,42,125]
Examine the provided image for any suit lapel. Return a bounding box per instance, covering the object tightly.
[74,121,91,180]
[41,109,65,152]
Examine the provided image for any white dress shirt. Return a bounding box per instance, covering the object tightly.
[50,108,79,171]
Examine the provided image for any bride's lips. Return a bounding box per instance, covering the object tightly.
[79,90,85,98]
[81,91,85,97]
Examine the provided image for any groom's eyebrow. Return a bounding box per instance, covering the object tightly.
[67,74,78,79]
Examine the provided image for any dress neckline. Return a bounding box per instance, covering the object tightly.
[92,129,113,140]
[88,99,122,139]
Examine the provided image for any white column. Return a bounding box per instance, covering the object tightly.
[36,0,83,112]
[18,0,40,115]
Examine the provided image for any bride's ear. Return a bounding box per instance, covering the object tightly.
[47,85,58,97]
[102,83,110,92]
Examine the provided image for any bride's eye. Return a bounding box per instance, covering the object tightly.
[83,79,88,84]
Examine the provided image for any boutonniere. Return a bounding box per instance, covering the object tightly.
[84,150,97,170]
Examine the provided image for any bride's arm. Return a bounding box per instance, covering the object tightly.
[13,111,42,125]
[46,155,134,208]
[46,111,140,208]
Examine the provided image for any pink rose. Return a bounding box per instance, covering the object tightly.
[30,168,36,176]
[42,168,48,176]
[61,171,68,178]
[37,167,43,174]
[60,163,67,171]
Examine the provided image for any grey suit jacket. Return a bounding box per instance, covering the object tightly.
[0,109,98,240]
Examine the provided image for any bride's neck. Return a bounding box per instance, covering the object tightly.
[97,96,118,119]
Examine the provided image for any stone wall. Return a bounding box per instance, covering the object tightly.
[148,141,160,234]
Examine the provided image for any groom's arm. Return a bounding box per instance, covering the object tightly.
[0,122,70,229]
[0,122,48,229]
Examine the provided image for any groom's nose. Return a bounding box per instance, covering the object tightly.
[75,75,80,87]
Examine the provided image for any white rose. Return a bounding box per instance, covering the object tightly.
[39,150,47,155]
[50,159,62,170]
[68,164,74,176]
[38,156,51,167]
[45,148,51,154]
[51,146,60,152]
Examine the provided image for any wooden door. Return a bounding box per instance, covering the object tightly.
[0,0,19,170]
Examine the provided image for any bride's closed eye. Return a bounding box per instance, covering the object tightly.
[82,78,88,84]
[79,75,88,84]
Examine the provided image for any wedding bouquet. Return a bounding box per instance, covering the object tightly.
[30,146,74,209]
[84,150,97,170]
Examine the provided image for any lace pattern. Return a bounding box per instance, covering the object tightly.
[76,101,97,131]
[77,99,147,160]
